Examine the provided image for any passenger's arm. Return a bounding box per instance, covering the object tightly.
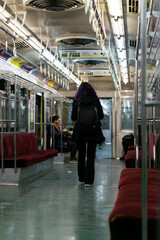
[71,100,78,121]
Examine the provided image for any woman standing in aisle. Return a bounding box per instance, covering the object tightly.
[71,82,104,187]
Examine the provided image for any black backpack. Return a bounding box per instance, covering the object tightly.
[77,102,98,135]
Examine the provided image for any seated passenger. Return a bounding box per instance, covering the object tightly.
[52,115,77,163]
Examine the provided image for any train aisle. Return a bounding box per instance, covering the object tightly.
[0,158,124,240]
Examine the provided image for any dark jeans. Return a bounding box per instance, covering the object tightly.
[77,140,97,184]
[67,140,77,160]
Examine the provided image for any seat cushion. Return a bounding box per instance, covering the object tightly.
[118,168,160,189]
[109,183,160,240]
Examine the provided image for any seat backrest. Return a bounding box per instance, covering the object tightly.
[0,133,38,158]
[150,133,160,160]
[156,135,160,170]
[3,133,15,157]
[16,133,38,154]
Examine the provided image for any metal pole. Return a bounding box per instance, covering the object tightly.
[60,98,63,156]
[44,93,46,150]
[141,0,147,239]
[40,94,43,149]
[50,97,53,149]
[134,59,139,167]
[153,106,156,168]
[115,91,117,158]
[1,121,4,172]
[148,122,151,169]
[14,76,17,173]
[111,98,113,158]
[52,124,55,150]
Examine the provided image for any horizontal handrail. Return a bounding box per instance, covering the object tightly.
[34,122,52,125]
[0,120,15,122]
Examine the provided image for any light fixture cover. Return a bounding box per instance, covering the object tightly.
[23,0,84,11]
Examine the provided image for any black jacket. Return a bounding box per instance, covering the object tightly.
[71,96,104,142]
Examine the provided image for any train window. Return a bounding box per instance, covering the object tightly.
[121,100,133,130]
[19,100,27,130]
[21,88,25,97]
[63,100,73,127]
[0,80,5,91]
[11,99,15,121]
[30,94,35,130]
[138,102,142,117]
[11,85,15,94]
[0,97,6,120]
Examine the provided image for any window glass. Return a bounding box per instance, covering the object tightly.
[138,102,141,118]
[121,100,133,130]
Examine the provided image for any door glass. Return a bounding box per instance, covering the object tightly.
[96,99,112,159]
[121,100,133,130]
[19,99,27,130]
[63,100,74,131]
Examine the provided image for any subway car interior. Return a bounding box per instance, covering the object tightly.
[0,0,160,239]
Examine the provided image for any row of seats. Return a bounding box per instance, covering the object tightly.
[109,168,160,240]
[125,133,160,168]
[0,132,58,167]
[109,133,160,239]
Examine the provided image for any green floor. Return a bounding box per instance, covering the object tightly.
[0,158,124,240]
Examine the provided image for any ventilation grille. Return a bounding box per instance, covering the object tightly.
[24,0,84,11]
[129,39,136,48]
[75,60,105,65]
[57,38,96,46]
[128,0,150,14]
[8,41,31,51]
[128,0,139,13]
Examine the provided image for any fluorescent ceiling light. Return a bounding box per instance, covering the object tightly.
[111,17,124,38]
[107,0,123,17]
[115,37,125,49]
[117,50,127,60]
[107,0,129,85]
[43,49,55,62]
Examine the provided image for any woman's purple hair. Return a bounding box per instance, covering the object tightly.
[74,82,98,100]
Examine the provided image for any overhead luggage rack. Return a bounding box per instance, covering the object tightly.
[0,58,60,94]
[0,72,49,93]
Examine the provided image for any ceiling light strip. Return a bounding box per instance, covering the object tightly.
[107,0,129,84]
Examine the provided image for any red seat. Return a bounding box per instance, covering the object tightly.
[125,133,160,168]
[0,133,58,168]
[109,183,160,240]
[118,168,160,189]
[109,168,160,240]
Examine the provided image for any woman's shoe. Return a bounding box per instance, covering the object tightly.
[69,159,77,163]
[85,184,93,187]
[78,181,84,185]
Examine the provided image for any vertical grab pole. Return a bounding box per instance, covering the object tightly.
[134,59,139,168]
[50,97,53,149]
[14,76,17,173]
[52,125,55,150]
[153,106,156,168]
[115,91,117,159]
[148,121,151,169]
[1,121,4,173]
[60,98,63,156]
[141,0,147,239]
